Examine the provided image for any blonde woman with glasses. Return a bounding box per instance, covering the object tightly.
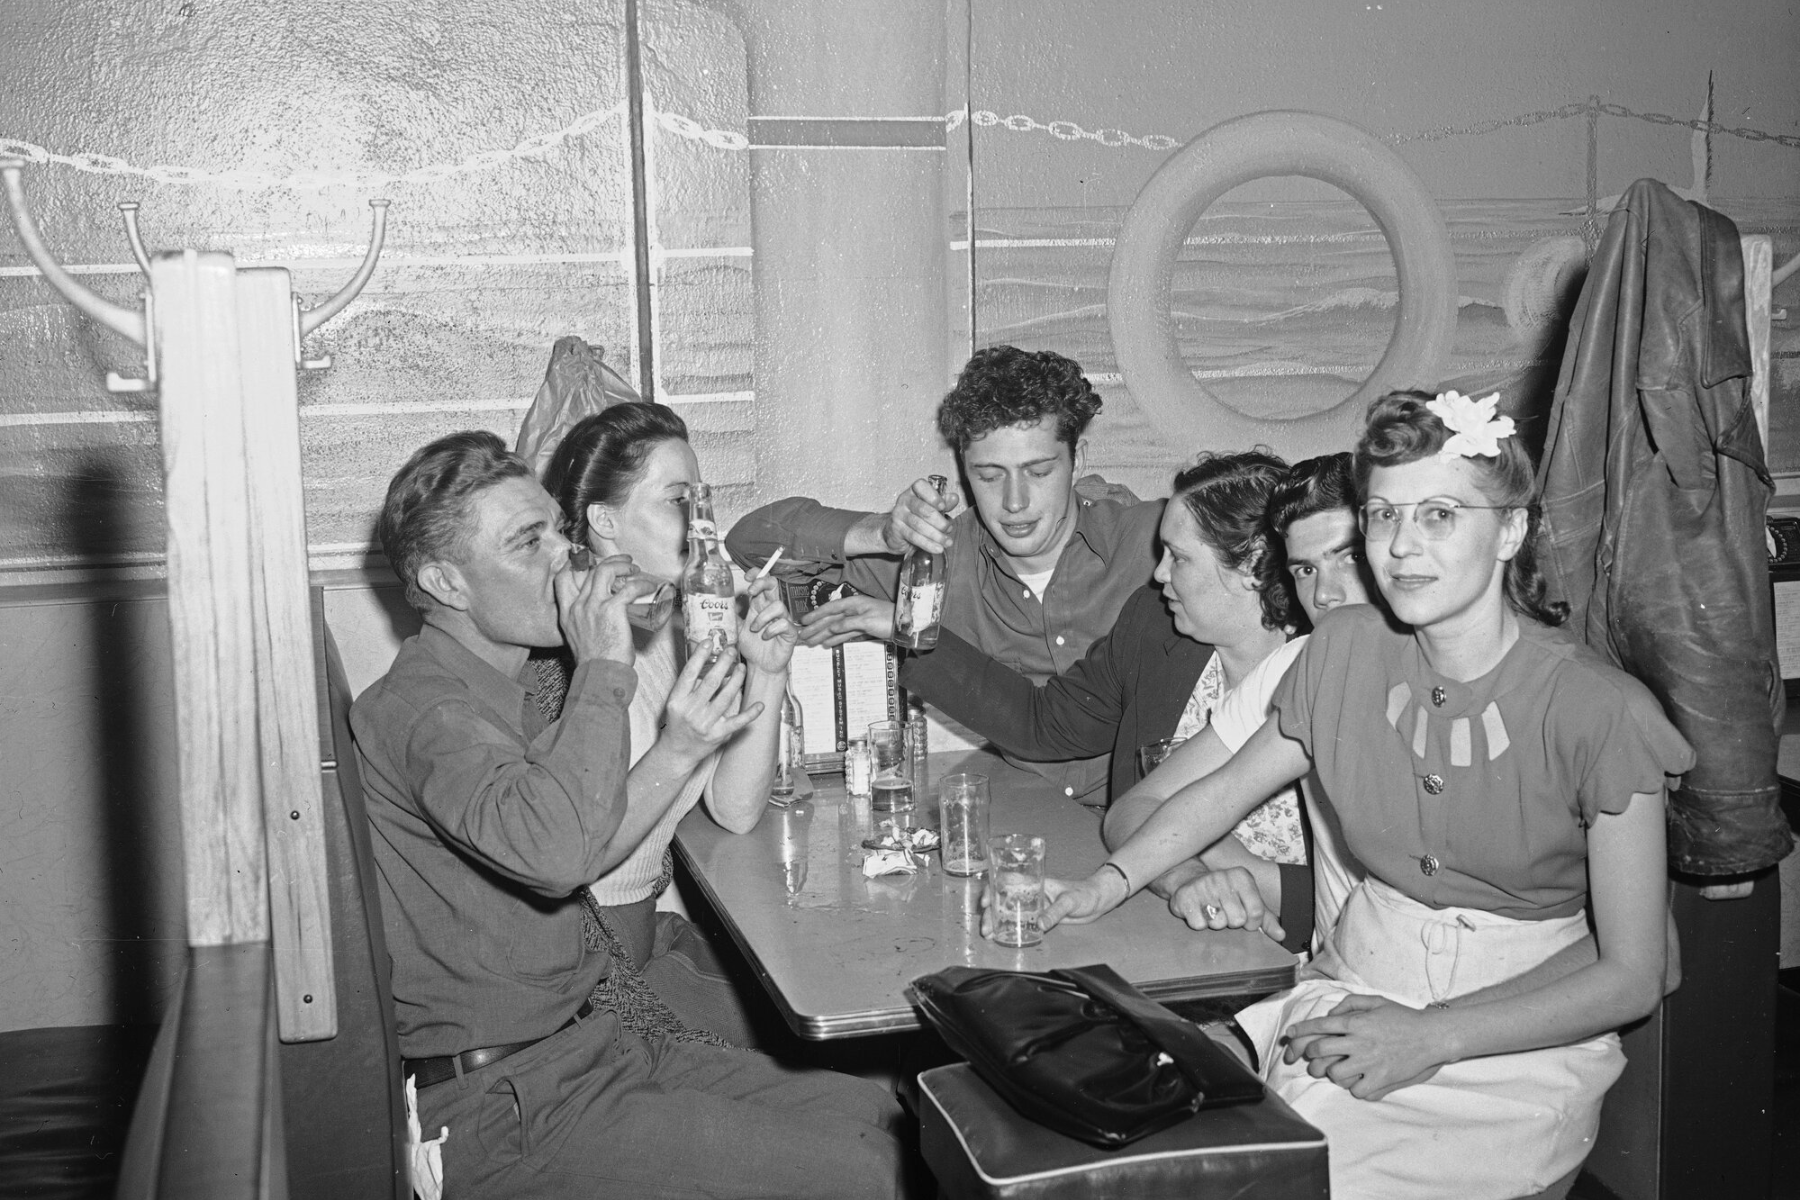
[1031,390,1690,1200]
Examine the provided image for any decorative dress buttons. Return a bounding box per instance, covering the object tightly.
[1419,854,1440,876]
[1423,773,1445,795]
[1055,635,1065,646]
[1431,686,1447,706]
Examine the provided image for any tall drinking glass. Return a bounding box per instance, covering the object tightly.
[938,773,991,877]
[988,834,1046,948]
[867,720,912,812]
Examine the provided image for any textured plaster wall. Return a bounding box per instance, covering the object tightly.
[0,0,750,577]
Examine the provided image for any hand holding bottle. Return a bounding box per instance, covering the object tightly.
[662,649,761,770]
[881,476,961,555]
[894,475,950,650]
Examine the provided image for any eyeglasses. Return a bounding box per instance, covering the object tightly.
[1358,500,1512,542]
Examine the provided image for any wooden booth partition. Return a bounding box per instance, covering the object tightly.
[1,163,397,1199]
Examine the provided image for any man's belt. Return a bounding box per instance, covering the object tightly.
[403,999,593,1090]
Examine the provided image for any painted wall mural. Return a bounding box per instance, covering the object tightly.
[0,0,1797,577]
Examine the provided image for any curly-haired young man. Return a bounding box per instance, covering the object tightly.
[727,345,1162,801]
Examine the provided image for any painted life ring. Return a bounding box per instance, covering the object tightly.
[1107,111,1458,450]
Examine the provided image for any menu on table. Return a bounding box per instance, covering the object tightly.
[787,640,898,771]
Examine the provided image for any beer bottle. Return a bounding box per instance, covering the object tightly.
[681,482,737,666]
[893,475,949,650]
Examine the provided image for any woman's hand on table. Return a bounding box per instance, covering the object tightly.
[1283,994,1451,1101]
[737,575,798,674]
[1029,869,1131,932]
[1168,867,1285,942]
[663,648,763,767]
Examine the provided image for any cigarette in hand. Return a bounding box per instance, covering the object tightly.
[752,546,786,582]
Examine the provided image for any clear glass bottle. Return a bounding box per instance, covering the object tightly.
[681,481,737,667]
[905,697,928,794]
[770,686,804,806]
[893,474,948,650]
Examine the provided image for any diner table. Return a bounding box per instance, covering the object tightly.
[674,748,1298,1039]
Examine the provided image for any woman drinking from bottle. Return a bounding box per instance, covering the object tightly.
[541,402,797,1047]
[1033,390,1690,1200]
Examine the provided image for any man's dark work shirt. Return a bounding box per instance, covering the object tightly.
[351,622,637,1059]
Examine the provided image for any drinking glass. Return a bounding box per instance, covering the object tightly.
[938,773,991,877]
[987,834,1046,948]
[1135,736,1186,777]
[867,720,912,812]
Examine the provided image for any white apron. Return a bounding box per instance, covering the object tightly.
[1235,878,1625,1200]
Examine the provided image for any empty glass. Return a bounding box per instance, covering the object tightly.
[938,773,991,877]
[988,834,1046,948]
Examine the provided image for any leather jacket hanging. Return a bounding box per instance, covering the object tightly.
[1537,177,1791,875]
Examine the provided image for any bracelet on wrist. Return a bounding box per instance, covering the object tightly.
[1099,860,1133,896]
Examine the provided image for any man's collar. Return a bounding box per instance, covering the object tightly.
[974,486,1108,573]
[418,622,534,720]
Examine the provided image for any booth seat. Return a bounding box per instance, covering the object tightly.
[272,606,409,1200]
[917,1062,1329,1200]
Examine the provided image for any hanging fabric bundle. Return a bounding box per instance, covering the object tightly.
[514,336,644,478]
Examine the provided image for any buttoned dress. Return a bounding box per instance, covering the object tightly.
[1234,606,1694,1200]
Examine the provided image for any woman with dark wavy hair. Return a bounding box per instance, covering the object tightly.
[1037,389,1690,1200]
[541,402,796,1047]
[898,450,1378,950]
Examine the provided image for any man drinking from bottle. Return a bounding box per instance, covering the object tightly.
[726,346,1162,802]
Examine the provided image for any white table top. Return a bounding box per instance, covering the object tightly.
[674,749,1298,1039]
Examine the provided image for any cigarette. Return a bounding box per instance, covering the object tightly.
[752,546,786,582]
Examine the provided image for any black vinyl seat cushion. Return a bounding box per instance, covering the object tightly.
[918,1062,1329,1200]
[0,1025,159,1199]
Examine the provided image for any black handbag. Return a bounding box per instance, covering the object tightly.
[910,963,1263,1149]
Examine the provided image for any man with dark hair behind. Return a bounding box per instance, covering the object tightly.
[727,345,1161,801]
[352,431,902,1200]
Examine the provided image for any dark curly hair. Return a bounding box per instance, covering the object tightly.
[1170,449,1294,631]
[541,402,691,547]
[1354,390,1566,626]
[1254,453,1358,629]
[935,345,1103,454]
[377,430,533,612]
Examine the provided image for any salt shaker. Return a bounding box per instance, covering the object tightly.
[844,736,872,799]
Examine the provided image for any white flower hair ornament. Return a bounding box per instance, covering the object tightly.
[1426,390,1516,459]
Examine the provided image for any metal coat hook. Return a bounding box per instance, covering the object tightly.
[300,198,389,336]
[118,201,152,277]
[0,157,146,349]
[1,159,392,390]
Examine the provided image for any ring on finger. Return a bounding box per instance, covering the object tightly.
[1203,903,1223,923]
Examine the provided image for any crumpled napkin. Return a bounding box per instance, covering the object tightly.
[862,848,923,877]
